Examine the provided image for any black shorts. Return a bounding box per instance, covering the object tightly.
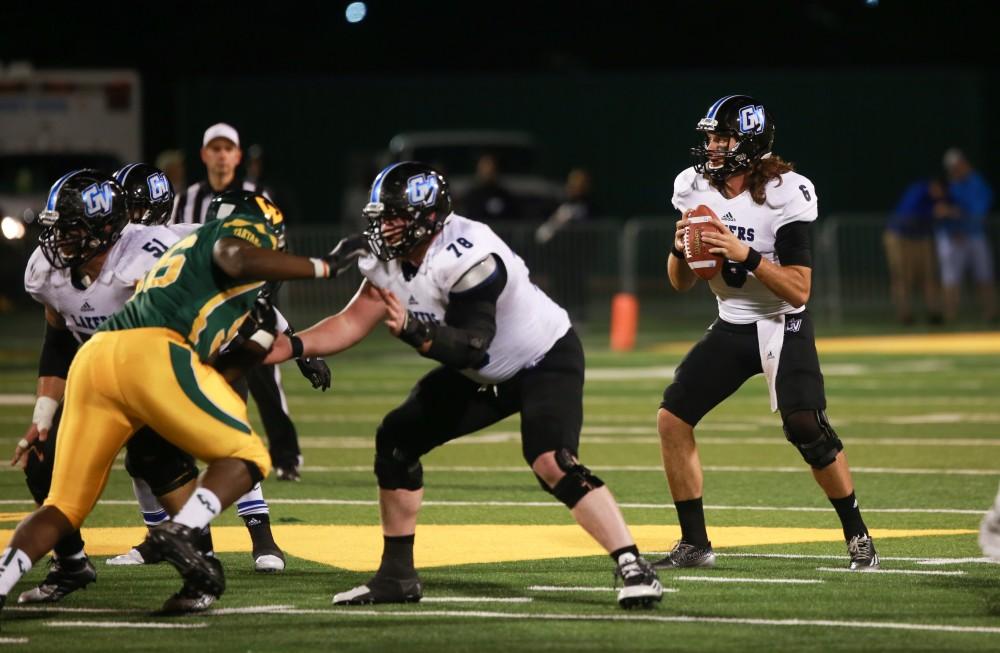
[660,311,826,426]
[377,328,584,465]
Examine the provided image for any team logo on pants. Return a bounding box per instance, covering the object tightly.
[785,317,803,333]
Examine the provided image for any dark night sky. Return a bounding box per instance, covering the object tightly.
[2,1,996,76]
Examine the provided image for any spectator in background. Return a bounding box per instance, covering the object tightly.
[884,176,945,325]
[155,149,186,192]
[535,168,596,325]
[459,153,520,222]
[934,148,995,323]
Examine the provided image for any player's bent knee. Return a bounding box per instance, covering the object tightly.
[374,452,424,491]
[534,448,605,509]
[125,448,199,497]
[782,409,843,470]
[657,408,690,441]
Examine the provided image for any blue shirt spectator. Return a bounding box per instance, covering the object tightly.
[888,178,947,238]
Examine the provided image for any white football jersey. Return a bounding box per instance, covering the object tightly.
[24,224,195,342]
[358,213,571,384]
[672,166,818,324]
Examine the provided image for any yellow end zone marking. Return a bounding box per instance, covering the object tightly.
[0,512,30,523]
[0,525,973,572]
[650,331,1000,355]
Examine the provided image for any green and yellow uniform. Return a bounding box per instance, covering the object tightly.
[46,210,281,527]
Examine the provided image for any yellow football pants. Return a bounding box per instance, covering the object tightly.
[45,327,271,528]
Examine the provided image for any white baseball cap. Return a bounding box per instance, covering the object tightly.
[202,122,240,148]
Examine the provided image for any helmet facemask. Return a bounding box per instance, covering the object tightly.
[38,214,123,269]
[363,202,440,262]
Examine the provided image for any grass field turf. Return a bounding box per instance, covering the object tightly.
[1,327,999,650]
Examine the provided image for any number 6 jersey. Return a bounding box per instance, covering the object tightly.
[672,166,819,324]
[358,213,571,384]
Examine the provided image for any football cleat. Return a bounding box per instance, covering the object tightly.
[332,574,423,605]
[275,465,301,482]
[979,502,1000,559]
[17,556,97,604]
[847,534,880,571]
[158,559,223,614]
[146,522,226,597]
[107,539,162,566]
[652,540,716,570]
[254,550,286,573]
[615,553,663,609]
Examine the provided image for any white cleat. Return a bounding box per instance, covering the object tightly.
[106,548,146,566]
[979,504,1000,559]
[254,553,286,573]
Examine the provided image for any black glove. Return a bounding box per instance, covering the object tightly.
[321,234,369,278]
[295,356,331,391]
[238,292,278,348]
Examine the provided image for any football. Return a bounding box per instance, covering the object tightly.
[683,204,725,280]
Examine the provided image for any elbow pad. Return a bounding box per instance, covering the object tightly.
[39,322,78,378]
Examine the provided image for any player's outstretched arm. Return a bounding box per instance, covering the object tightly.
[264,280,387,364]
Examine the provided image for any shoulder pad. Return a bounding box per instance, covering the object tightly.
[24,246,55,304]
[451,254,498,293]
[109,225,182,285]
[671,167,701,211]
[766,171,818,228]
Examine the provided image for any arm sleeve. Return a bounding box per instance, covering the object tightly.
[774,221,813,268]
[422,255,508,369]
[39,322,79,379]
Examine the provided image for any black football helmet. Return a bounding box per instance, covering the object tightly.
[362,161,451,261]
[113,162,175,225]
[205,190,287,250]
[691,95,775,181]
[38,169,129,269]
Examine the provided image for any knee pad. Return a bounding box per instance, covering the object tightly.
[537,448,605,509]
[782,409,844,470]
[125,430,200,497]
[374,451,424,491]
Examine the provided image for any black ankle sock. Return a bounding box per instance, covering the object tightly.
[244,513,278,551]
[675,498,709,547]
[829,492,868,540]
[54,529,85,559]
[610,545,639,563]
[378,534,415,577]
[199,526,215,556]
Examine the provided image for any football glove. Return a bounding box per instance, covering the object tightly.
[322,234,369,278]
[295,356,331,391]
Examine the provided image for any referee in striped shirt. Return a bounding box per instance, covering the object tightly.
[171,122,303,481]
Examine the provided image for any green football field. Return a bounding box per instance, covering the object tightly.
[2,325,1000,651]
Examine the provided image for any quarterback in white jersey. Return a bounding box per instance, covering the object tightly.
[266,162,663,609]
[656,95,878,572]
[13,167,285,613]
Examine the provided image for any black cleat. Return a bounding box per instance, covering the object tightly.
[332,574,423,605]
[652,540,716,570]
[275,465,301,482]
[158,558,223,614]
[847,534,880,571]
[146,522,226,597]
[615,554,663,609]
[17,556,97,604]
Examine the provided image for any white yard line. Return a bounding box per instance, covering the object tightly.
[44,620,207,629]
[673,576,823,585]
[815,567,965,576]
[0,637,29,644]
[527,586,679,593]
[421,597,533,603]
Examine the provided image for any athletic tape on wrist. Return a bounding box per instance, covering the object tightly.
[310,257,330,279]
[249,330,276,350]
[33,395,59,430]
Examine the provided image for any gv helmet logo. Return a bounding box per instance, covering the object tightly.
[406,174,439,208]
[147,173,170,200]
[81,182,114,217]
[738,105,766,135]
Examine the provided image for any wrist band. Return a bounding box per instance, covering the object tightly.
[743,247,762,272]
[310,258,330,279]
[249,330,276,350]
[33,396,59,430]
[670,244,685,259]
[290,335,305,359]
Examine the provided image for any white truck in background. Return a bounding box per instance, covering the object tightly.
[0,64,141,220]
